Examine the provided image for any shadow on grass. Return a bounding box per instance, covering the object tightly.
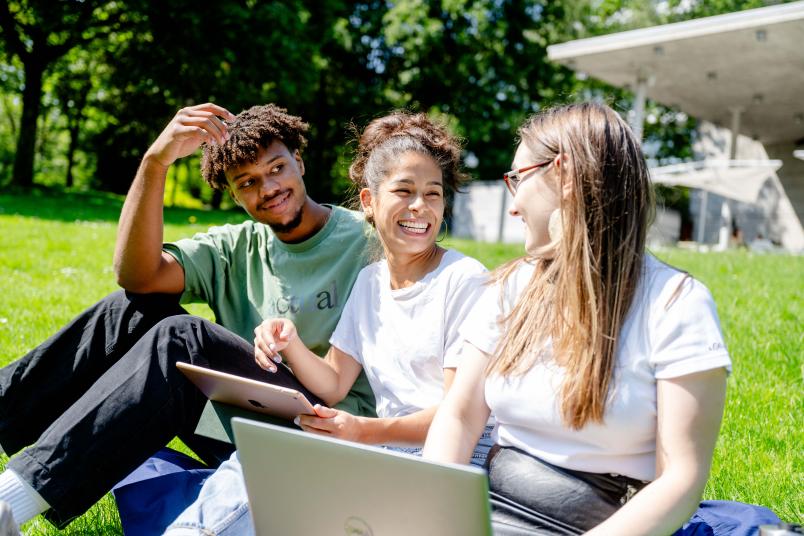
[0,187,245,227]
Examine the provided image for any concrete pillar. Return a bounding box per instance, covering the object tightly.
[729,107,743,159]
[717,200,732,250]
[696,190,709,243]
[631,76,649,142]
[498,184,508,243]
[764,142,804,250]
[698,108,743,244]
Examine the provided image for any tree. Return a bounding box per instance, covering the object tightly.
[3,0,778,202]
[0,0,127,187]
[353,0,576,183]
[52,50,99,188]
[0,43,22,183]
[293,0,390,201]
[89,0,327,195]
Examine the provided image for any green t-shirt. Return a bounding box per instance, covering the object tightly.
[163,205,376,417]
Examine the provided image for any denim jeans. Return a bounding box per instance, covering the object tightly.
[0,290,318,528]
[164,424,497,536]
[164,451,254,536]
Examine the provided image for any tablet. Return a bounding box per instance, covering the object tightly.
[176,362,316,420]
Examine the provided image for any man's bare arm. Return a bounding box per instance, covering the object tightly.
[113,103,235,294]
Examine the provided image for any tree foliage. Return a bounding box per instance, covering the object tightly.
[0,0,787,204]
[0,0,129,187]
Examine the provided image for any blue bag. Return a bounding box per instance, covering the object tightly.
[675,500,782,536]
[112,448,215,536]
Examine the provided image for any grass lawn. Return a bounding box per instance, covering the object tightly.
[0,189,801,534]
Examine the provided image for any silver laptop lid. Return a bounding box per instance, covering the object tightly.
[233,417,492,536]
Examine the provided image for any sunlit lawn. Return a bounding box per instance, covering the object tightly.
[0,190,801,534]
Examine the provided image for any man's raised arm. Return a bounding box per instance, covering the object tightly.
[113,103,235,294]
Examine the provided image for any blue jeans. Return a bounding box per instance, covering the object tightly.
[164,424,496,536]
[164,452,253,536]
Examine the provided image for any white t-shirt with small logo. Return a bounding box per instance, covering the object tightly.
[461,254,731,481]
[331,249,486,418]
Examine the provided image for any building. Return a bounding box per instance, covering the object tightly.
[453,2,804,251]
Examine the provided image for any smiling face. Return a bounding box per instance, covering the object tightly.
[361,151,445,258]
[508,142,561,256]
[225,139,308,234]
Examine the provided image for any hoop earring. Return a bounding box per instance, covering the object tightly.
[436,220,448,243]
[548,209,563,243]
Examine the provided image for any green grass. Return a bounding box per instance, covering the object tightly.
[0,190,801,533]
[653,248,804,522]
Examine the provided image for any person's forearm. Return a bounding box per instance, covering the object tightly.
[354,406,439,446]
[282,338,343,404]
[422,405,482,464]
[585,472,705,536]
[113,155,170,290]
[423,343,491,464]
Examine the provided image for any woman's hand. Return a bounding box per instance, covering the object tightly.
[253,318,298,372]
[296,404,364,442]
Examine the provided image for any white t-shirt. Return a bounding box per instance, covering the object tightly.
[461,254,732,481]
[330,249,486,418]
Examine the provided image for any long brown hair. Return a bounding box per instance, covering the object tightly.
[488,102,654,429]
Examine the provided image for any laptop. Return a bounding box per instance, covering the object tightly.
[176,362,315,420]
[233,417,493,536]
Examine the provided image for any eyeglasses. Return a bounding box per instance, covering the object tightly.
[502,161,552,196]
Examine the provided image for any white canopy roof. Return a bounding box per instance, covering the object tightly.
[547,2,804,145]
[650,159,782,203]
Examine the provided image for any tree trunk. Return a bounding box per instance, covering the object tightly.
[12,59,45,188]
[65,121,80,188]
[64,85,89,188]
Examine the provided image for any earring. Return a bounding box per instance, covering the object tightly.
[548,209,563,243]
[436,220,448,243]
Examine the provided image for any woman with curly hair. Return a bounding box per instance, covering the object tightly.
[165,110,494,536]
[423,102,731,535]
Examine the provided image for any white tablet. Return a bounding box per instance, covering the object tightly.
[176,362,316,420]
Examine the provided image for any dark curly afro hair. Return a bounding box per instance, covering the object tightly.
[201,104,309,190]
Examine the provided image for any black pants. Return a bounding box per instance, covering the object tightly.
[0,290,322,528]
[487,445,646,535]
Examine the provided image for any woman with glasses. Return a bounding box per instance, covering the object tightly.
[423,102,731,535]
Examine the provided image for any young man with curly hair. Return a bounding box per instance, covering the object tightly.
[0,103,376,532]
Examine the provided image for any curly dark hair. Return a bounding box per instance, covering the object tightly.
[348,111,467,199]
[201,104,309,190]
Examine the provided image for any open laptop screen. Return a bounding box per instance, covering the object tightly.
[233,417,492,536]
